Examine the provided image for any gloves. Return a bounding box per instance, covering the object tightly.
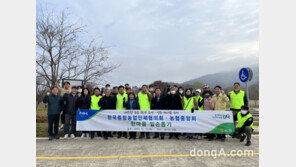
[191,108,194,113]
[123,97,126,101]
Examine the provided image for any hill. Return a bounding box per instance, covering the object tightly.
[183,65,259,88]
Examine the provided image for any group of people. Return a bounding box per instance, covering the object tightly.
[43,81,254,146]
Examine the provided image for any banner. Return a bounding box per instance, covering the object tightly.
[76,110,234,134]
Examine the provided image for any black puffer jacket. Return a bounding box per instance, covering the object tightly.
[76,95,91,110]
[63,93,79,115]
[98,95,116,109]
[165,94,182,110]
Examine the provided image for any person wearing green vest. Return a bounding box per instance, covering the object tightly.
[90,87,102,139]
[232,106,253,146]
[116,85,128,138]
[137,85,152,139]
[194,89,203,110]
[228,82,249,127]
[194,89,204,140]
[181,89,197,140]
[178,86,184,99]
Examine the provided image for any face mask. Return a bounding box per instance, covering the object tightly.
[171,90,176,94]
[179,90,183,94]
[149,88,154,92]
[241,110,248,115]
[78,89,82,93]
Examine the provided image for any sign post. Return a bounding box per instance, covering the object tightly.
[239,67,253,109]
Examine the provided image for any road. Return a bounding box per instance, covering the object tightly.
[36,135,259,167]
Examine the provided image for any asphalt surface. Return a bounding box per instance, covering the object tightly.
[36,135,259,167]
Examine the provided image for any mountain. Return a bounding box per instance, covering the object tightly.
[183,65,259,88]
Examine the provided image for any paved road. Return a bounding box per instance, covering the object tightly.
[36,135,259,167]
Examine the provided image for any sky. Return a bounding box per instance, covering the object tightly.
[37,0,259,87]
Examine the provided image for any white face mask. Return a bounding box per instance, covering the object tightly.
[78,89,82,93]
[149,88,154,92]
[171,90,176,94]
[179,90,183,94]
[241,110,248,115]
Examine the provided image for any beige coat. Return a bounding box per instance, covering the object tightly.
[212,93,229,111]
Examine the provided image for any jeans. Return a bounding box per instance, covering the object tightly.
[154,132,165,138]
[64,114,76,135]
[186,133,195,137]
[61,112,65,124]
[48,114,60,137]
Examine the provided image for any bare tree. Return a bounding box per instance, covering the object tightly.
[36,9,119,88]
[36,76,48,109]
[79,39,119,85]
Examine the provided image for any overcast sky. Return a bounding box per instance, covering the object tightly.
[37,0,259,87]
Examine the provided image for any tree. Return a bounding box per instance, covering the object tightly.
[192,81,204,90]
[36,9,119,88]
[249,82,259,107]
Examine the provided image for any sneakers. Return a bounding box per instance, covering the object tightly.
[81,133,85,138]
[64,134,68,139]
[59,124,64,131]
[161,136,164,140]
[86,133,90,138]
[245,141,251,146]
[54,135,60,140]
[240,135,247,142]
[70,134,75,139]
[49,136,53,141]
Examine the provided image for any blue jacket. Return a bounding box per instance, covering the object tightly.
[123,99,140,110]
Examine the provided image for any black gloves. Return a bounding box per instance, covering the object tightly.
[191,108,194,113]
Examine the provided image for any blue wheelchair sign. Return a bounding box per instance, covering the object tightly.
[239,68,249,82]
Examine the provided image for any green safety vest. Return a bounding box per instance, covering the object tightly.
[230,90,245,109]
[237,112,254,129]
[138,92,151,110]
[194,95,203,110]
[183,96,194,110]
[180,95,184,99]
[116,93,128,110]
[90,95,102,110]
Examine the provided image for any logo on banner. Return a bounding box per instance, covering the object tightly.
[212,114,231,119]
[77,109,101,121]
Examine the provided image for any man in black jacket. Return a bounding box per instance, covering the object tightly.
[43,87,63,140]
[151,88,166,140]
[165,86,182,139]
[98,89,116,139]
[62,86,79,139]
[232,106,254,146]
